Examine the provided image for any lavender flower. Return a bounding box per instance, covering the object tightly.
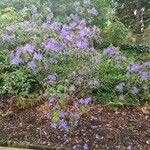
[44,38,61,51]
[27,61,36,69]
[50,58,57,64]
[33,52,42,60]
[51,122,57,128]
[119,95,125,100]
[52,105,59,110]
[141,72,149,81]
[80,97,92,104]
[49,22,62,31]
[73,101,79,108]
[88,78,100,87]
[127,145,132,150]
[59,119,68,129]
[83,143,89,150]
[83,0,91,4]
[47,112,51,119]
[103,45,115,57]
[80,27,90,37]
[131,86,139,94]
[76,39,89,50]
[69,85,76,91]
[59,111,65,118]
[70,112,80,120]
[47,73,57,84]
[48,97,56,103]
[115,82,125,92]
[11,56,22,65]
[144,61,150,67]
[88,7,98,16]
[127,63,141,73]
[77,76,84,84]
[1,34,15,41]
[23,44,35,52]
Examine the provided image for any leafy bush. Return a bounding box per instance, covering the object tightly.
[0,0,149,132]
[121,44,150,53]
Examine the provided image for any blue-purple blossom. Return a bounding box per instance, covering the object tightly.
[88,7,98,16]
[59,111,65,118]
[127,145,132,150]
[88,78,100,87]
[47,112,51,119]
[141,72,149,81]
[62,24,70,30]
[80,27,90,37]
[22,44,35,52]
[131,86,139,94]
[69,85,76,91]
[16,44,35,54]
[70,112,80,120]
[115,82,125,92]
[1,34,15,41]
[33,52,42,60]
[47,73,57,84]
[77,76,84,84]
[48,97,56,103]
[80,97,92,104]
[11,55,22,65]
[83,143,89,150]
[127,63,141,73]
[49,22,62,31]
[44,38,61,51]
[51,122,57,128]
[76,39,89,49]
[50,58,57,64]
[119,95,125,100]
[52,105,59,110]
[59,119,68,129]
[144,61,150,67]
[83,0,91,4]
[73,101,79,108]
[27,61,36,69]
[103,45,115,57]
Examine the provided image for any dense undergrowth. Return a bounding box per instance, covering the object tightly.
[0,0,150,132]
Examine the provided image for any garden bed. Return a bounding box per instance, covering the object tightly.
[0,100,150,150]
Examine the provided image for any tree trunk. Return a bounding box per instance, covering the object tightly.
[135,0,143,34]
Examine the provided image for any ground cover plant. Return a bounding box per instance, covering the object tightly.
[0,1,150,149]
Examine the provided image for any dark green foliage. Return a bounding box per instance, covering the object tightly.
[121,44,150,53]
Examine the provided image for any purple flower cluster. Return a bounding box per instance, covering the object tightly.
[88,78,100,87]
[43,38,61,51]
[11,55,23,65]
[115,82,125,92]
[47,95,92,132]
[103,45,115,57]
[1,34,15,41]
[88,7,98,16]
[47,73,57,84]
[83,0,91,4]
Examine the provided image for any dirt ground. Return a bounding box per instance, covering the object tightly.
[0,100,150,150]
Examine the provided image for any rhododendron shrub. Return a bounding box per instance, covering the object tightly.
[1,3,102,131]
[1,1,149,132]
[91,45,150,106]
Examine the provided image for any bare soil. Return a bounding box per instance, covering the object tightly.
[0,100,150,150]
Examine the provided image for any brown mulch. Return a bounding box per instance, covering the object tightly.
[0,100,150,150]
